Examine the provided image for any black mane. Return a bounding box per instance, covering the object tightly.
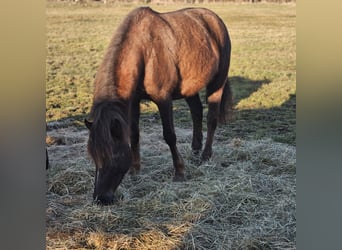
[87,100,129,169]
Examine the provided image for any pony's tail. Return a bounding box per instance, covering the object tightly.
[219,78,234,124]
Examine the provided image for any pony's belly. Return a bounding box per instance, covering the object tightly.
[179,80,206,97]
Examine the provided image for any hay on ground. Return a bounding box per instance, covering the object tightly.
[46,125,296,249]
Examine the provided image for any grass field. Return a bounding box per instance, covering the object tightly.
[46,1,296,249]
[46,1,296,144]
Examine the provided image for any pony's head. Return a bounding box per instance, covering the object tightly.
[85,101,131,205]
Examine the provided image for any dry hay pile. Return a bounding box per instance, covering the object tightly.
[46,123,296,249]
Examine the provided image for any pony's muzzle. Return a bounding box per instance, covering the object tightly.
[93,190,115,205]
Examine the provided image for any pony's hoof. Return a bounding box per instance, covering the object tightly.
[201,150,212,162]
[192,148,201,155]
[173,174,185,182]
[190,153,202,166]
[201,155,210,162]
[115,192,124,201]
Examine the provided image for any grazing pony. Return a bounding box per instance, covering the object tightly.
[85,7,232,205]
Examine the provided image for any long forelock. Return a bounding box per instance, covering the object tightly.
[88,100,129,169]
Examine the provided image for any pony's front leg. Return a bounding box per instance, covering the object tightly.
[157,101,185,181]
[130,100,141,175]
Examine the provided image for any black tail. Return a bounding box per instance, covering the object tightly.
[219,78,233,124]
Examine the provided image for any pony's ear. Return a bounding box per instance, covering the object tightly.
[84,119,92,130]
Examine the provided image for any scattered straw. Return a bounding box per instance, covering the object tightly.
[47,125,296,249]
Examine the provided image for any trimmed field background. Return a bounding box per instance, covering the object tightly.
[46,1,296,249]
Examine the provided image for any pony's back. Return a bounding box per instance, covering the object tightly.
[93,7,231,103]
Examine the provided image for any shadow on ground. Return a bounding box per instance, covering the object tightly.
[47,76,295,145]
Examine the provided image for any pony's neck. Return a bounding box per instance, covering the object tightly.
[93,50,120,101]
[93,9,148,101]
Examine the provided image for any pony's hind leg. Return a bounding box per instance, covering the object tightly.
[202,86,223,161]
[157,101,185,181]
[130,100,141,175]
[185,94,203,154]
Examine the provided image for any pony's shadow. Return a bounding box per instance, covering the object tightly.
[169,76,271,128]
[46,76,271,130]
[229,76,271,104]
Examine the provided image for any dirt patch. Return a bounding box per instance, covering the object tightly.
[46,122,296,249]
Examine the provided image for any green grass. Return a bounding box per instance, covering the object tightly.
[46,2,296,144]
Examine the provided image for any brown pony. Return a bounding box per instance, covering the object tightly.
[85,7,232,205]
